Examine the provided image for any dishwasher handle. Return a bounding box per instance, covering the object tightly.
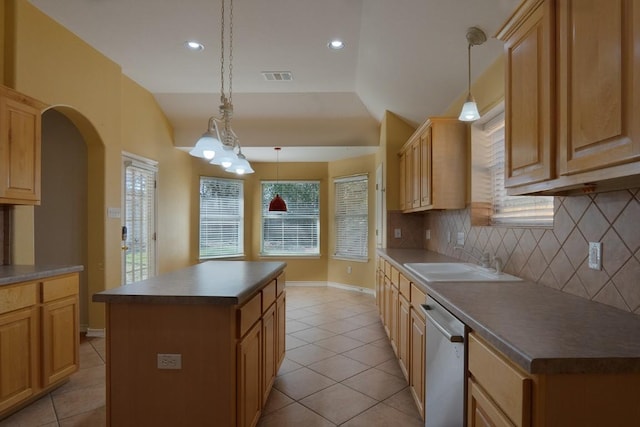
[421,304,464,343]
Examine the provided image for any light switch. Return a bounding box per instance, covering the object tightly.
[394,228,402,239]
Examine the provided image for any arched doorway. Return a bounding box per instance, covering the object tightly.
[34,107,106,333]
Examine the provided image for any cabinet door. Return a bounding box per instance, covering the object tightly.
[262,303,277,405]
[0,307,38,412]
[383,277,391,337]
[409,308,426,420]
[399,150,407,211]
[389,284,399,355]
[42,295,79,386]
[376,267,384,317]
[558,0,640,175]
[502,0,554,188]
[420,128,432,207]
[397,295,410,381]
[276,292,286,369]
[411,139,421,208]
[238,320,262,427]
[468,379,514,427]
[0,96,41,203]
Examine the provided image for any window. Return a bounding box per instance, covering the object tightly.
[334,175,368,260]
[262,181,320,256]
[483,112,553,226]
[199,177,244,259]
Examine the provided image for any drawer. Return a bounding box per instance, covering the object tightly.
[42,274,79,303]
[0,282,37,314]
[398,273,411,298]
[238,292,262,338]
[276,272,285,296]
[468,333,531,427]
[410,283,427,312]
[263,280,277,311]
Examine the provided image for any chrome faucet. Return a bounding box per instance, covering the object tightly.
[453,246,491,269]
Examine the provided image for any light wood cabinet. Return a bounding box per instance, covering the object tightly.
[276,292,286,369]
[238,320,262,427]
[400,117,467,212]
[399,151,407,211]
[498,0,640,195]
[557,0,640,175]
[0,306,38,413]
[468,379,514,427]
[0,273,79,419]
[261,303,276,406]
[397,294,410,380]
[0,86,46,205]
[409,304,426,420]
[41,275,79,387]
[378,261,428,421]
[500,0,554,188]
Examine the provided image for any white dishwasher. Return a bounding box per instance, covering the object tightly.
[421,296,467,427]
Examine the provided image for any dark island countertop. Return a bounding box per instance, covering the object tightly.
[0,264,84,286]
[92,260,286,306]
[378,248,640,375]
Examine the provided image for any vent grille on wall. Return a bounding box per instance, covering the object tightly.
[261,71,293,81]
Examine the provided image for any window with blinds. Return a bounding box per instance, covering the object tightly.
[334,175,368,261]
[485,113,554,226]
[261,181,320,256]
[199,177,244,259]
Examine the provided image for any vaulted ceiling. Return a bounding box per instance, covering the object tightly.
[30,0,519,161]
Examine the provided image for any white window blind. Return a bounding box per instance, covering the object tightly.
[487,113,554,226]
[334,175,368,260]
[262,181,320,256]
[199,177,244,259]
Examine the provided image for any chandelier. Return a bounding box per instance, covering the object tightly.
[190,0,253,174]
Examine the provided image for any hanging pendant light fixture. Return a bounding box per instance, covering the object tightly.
[458,27,487,122]
[189,0,253,174]
[268,147,287,212]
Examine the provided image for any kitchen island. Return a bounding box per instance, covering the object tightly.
[93,260,286,427]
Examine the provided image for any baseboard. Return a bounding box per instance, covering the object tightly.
[286,281,375,296]
[86,328,106,338]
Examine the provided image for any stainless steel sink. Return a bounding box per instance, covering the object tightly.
[403,262,522,282]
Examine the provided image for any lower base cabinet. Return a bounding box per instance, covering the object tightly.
[409,307,426,419]
[0,273,79,419]
[238,320,263,427]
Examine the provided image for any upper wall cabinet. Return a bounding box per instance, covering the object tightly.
[0,86,46,205]
[399,117,467,212]
[498,0,640,195]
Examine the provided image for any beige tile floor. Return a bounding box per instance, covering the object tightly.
[1,286,423,426]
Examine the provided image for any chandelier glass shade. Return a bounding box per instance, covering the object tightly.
[189,0,253,174]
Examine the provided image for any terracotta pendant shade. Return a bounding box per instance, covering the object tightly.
[268,194,287,212]
[268,147,287,212]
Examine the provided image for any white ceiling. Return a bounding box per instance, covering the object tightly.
[29,0,519,162]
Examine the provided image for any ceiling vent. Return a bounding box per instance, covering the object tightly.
[261,71,293,81]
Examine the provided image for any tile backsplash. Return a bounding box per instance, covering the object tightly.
[388,189,640,315]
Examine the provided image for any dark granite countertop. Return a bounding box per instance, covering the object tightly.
[0,264,84,286]
[92,260,286,306]
[378,248,640,375]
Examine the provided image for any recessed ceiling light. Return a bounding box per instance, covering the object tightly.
[328,39,345,50]
[185,40,204,51]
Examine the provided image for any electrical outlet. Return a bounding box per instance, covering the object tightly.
[347,266,352,274]
[457,232,465,246]
[588,242,602,270]
[447,231,451,243]
[394,228,402,238]
[425,229,431,240]
[157,353,182,370]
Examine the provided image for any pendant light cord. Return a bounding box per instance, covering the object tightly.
[467,43,471,95]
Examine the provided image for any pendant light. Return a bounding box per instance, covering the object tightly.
[189,0,253,174]
[268,147,287,212]
[458,27,487,122]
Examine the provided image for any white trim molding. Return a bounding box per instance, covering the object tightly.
[86,328,106,338]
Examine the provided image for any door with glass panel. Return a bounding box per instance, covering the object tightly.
[122,154,157,284]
